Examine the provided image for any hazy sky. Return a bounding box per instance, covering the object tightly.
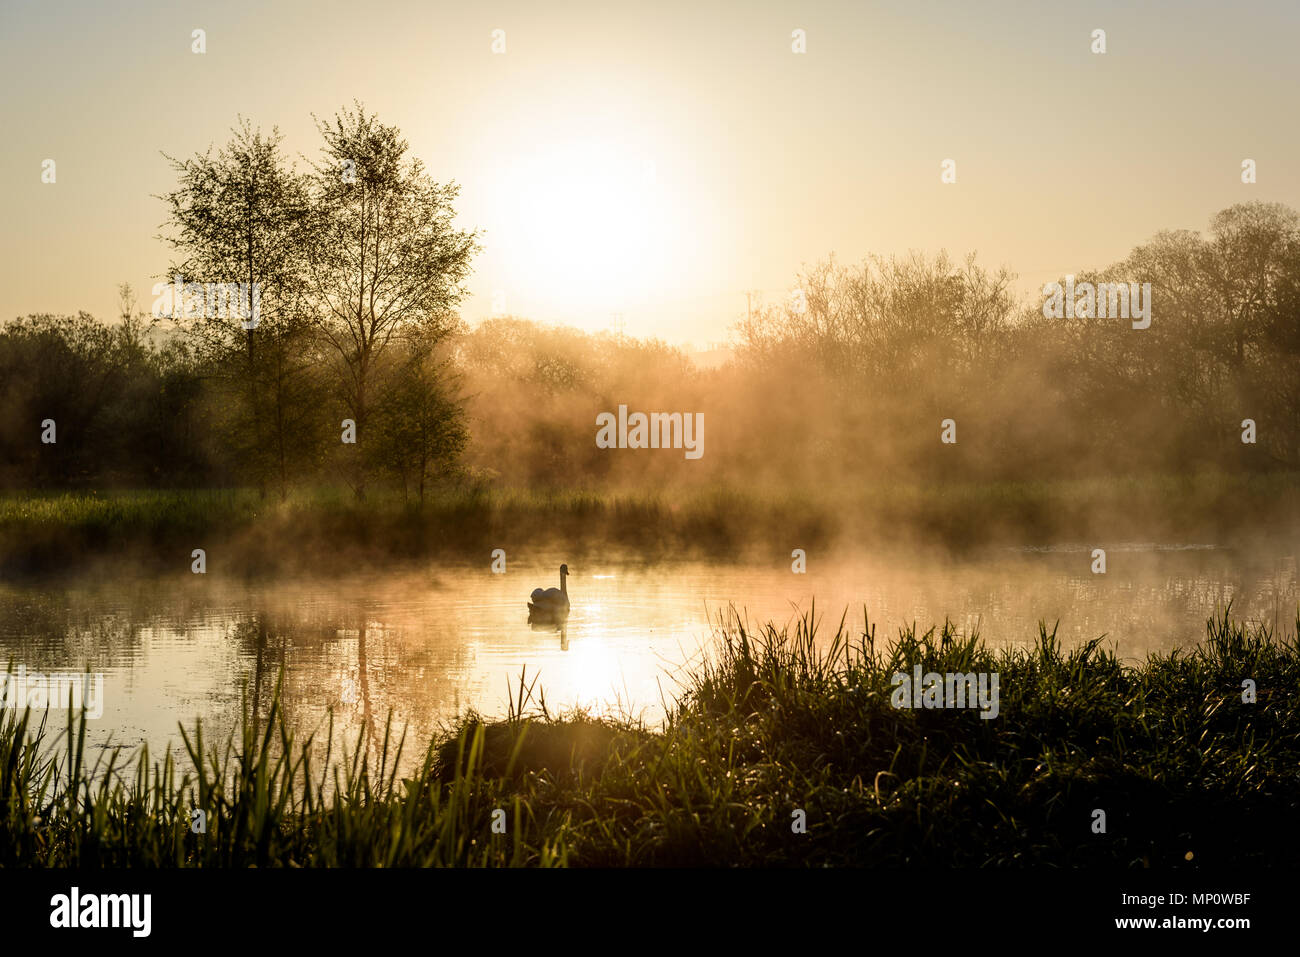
[3,0,1298,345]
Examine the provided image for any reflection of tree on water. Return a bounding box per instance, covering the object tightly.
[220,597,483,769]
[232,612,288,738]
[354,606,378,754]
[233,607,381,756]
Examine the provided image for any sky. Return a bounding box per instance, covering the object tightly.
[2,0,1299,346]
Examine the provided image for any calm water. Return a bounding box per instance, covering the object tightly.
[1,544,1295,768]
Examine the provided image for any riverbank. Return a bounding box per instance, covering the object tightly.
[2,471,1298,577]
[2,607,1296,866]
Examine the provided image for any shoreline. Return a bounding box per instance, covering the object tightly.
[2,472,1297,578]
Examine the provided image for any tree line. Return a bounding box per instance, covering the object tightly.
[725,201,1300,484]
[1,110,1296,498]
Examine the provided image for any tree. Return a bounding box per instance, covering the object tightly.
[304,104,480,498]
[1120,204,1300,463]
[1204,202,1300,368]
[0,313,136,484]
[159,119,314,497]
[372,335,469,503]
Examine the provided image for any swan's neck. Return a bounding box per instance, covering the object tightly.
[560,572,567,595]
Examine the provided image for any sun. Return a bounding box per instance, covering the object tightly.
[487,136,678,320]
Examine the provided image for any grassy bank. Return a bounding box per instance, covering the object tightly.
[2,471,1298,576]
[2,607,1297,867]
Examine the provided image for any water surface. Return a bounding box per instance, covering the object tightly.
[1,544,1294,769]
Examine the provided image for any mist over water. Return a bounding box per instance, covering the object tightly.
[2,541,1294,772]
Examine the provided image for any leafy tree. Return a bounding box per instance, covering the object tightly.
[159,119,314,496]
[372,336,469,503]
[304,104,480,498]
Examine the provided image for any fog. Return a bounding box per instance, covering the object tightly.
[3,200,1299,769]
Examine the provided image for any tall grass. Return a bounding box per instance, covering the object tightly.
[2,606,1298,866]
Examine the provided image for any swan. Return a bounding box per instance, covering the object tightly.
[528,564,570,620]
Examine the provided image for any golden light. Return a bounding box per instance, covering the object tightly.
[486,136,679,318]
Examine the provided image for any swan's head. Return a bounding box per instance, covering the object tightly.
[560,563,569,576]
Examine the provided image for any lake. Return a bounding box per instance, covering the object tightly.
[1,542,1294,770]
